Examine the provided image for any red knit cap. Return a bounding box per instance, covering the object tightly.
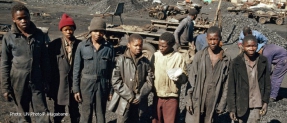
[58,13,76,31]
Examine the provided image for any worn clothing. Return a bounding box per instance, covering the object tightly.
[48,37,81,105]
[186,48,230,123]
[108,49,153,117]
[195,33,207,51]
[151,51,187,98]
[116,99,148,123]
[262,44,287,98]
[1,22,51,122]
[53,94,80,123]
[48,37,81,122]
[152,97,179,123]
[235,108,260,123]
[174,15,194,45]
[227,53,271,117]
[244,56,262,108]
[238,30,268,52]
[73,38,114,123]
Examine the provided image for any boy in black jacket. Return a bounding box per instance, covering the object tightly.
[227,35,271,123]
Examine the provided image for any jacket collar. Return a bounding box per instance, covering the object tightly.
[11,21,37,34]
[235,53,267,83]
[123,49,143,65]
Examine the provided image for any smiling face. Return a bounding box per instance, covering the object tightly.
[206,33,221,51]
[128,39,143,56]
[13,10,30,31]
[61,26,75,39]
[91,30,105,42]
[243,40,258,57]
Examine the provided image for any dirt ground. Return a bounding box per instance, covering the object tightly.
[0,0,287,123]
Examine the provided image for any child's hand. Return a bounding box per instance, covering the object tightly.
[132,99,139,104]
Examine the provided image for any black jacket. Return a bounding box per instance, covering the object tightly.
[48,37,81,105]
[227,53,271,117]
[1,22,50,94]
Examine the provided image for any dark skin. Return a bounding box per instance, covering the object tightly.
[230,39,268,121]
[3,10,32,101]
[12,10,32,37]
[127,39,143,104]
[61,26,76,43]
[186,32,224,115]
[158,39,174,55]
[238,31,252,48]
[74,29,113,102]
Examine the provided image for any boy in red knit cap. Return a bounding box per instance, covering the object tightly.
[48,13,81,123]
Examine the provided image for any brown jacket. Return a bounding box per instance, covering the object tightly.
[186,48,230,123]
[48,37,81,105]
[108,50,153,115]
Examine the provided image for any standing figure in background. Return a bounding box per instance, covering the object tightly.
[174,8,198,50]
[73,17,114,123]
[1,4,51,122]
[48,13,81,123]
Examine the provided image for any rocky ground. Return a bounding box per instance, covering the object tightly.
[0,0,287,123]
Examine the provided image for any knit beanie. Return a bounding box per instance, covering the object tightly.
[88,17,106,32]
[58,13,76,31]
[189,9,198,16]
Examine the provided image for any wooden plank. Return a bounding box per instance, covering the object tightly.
[106,28,161,37]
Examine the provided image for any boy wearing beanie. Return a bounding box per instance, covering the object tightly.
[73,17,114,123]
[151,32,187,123]
[48,13,81,123]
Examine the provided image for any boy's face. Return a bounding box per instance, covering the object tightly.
[91,30,105,42]
[158,40,173,55]
[206,33,221,51]
[127,39,143,56]
[243,40,257,57]
[13,10,30,31]
[61,26,75,39]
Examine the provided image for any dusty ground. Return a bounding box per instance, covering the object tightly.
[0,0,287,123]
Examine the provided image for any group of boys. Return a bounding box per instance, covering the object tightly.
[2,3,287,123]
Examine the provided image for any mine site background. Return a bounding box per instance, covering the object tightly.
[0,0,287,122]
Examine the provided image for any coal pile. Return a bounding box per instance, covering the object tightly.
[220,15,287,49]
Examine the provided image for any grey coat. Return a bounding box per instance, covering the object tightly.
[186,48,230,123]
[1,22,50,94]
[48,37,81,105]
[108,50,153,115]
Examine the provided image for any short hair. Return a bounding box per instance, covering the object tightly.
[207,26,222,38]
[243,34,258,44]
[128,34,143,43]
[189,9,198,16]
[159,32,175,45]
[11,4,30,16]
[243,26,252,35]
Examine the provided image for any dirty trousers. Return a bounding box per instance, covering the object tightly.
[152,97,178,123]
[235,108,260,123]
[53,93,80,123]
[13,83,50,123]
[270,60,287,99]
[79,79,108,123]
[117,99,148,123]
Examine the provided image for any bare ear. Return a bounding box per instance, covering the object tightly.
[127,42,130,49]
